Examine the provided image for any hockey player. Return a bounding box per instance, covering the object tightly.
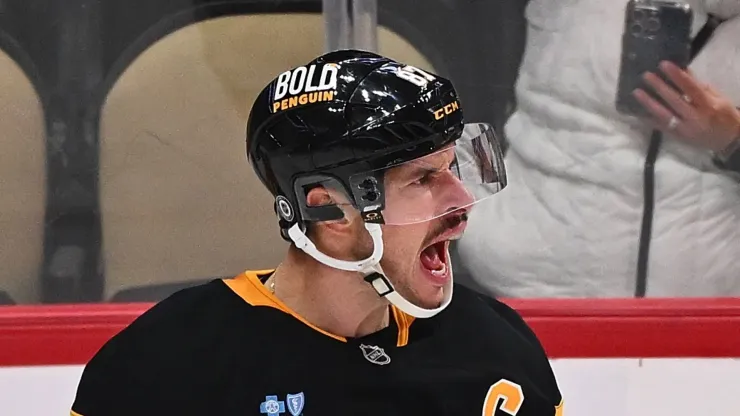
[71,50,563,416]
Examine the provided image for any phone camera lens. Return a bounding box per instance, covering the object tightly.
[630,23,644,37]
[647,18,660,31]
[632,10,645,21]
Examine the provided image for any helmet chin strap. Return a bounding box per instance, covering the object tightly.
[287,222,453,319]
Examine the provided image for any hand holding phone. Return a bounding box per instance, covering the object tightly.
[616,0,694,117]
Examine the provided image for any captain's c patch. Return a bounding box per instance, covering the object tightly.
[482,379,524,416]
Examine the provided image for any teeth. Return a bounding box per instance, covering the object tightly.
[431,263,447,277]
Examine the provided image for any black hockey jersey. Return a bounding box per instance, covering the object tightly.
[71,270,564,416]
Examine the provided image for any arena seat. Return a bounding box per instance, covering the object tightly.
[0,291,15,305]
[99,13,435,300]
[0,49,46,305]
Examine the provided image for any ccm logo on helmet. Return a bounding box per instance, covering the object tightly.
[432,100,460,120]
[272,63,339,113]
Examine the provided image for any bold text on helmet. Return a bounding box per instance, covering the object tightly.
[273,91,336,113]
[273,63,339,103]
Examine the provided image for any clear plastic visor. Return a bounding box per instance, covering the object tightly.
[340,122,507,225]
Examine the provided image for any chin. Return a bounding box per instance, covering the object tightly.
[406,266,448,308]
[389,240,453,310]
[417,289,445,309]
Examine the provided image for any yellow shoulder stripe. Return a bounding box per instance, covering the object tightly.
[555,398,565,416]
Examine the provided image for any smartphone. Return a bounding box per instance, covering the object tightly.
[616,0,693,117]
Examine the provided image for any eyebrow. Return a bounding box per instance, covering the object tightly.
[388,165,426,183]
[400,159,456,180]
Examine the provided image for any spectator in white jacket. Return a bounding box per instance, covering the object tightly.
[456,0,740,297]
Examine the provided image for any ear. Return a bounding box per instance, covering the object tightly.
[305,185,335,208]
[305,186,360,234]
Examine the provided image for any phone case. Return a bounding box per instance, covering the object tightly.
[616,0,693,117]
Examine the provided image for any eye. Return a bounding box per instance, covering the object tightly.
[410,172,433,186]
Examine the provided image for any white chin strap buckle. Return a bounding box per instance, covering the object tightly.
[363,272,395,297]
[363,272,453,319]
[287,221,453,319]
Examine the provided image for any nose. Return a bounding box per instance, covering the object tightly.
[438,170,475,209]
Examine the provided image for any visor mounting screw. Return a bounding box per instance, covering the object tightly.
[359,178,377,190]
[362,191,378,202]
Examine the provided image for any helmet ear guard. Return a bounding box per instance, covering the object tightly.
[291,172,389,224]
[275,175,350,242]
[292,175,348,222]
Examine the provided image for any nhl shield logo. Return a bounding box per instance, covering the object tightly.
[360,344,391,365]
[286,392,305,416]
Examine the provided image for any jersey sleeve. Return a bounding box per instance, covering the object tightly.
[70,280,233,416]
[479,294,565,414]
[70,329,163,415]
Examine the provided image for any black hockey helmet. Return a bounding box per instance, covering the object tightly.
[246,49,506,240]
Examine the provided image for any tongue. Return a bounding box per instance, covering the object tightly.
[420,242,445,271]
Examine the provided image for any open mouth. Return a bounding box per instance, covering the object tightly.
[417,212,468,286]
[419,240,450,284]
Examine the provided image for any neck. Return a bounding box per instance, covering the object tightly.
[269,246,390,338]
